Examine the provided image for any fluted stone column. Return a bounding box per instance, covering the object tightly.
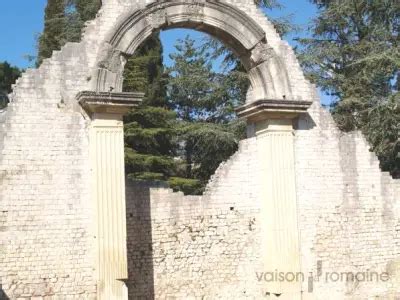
[237,100,312,299]
[78,92,143,300]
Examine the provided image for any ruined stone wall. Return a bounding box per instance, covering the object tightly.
[125,139,264,299]
[0,49,97,298]
[0,1,135,297]
[295,103,400,298]
[0,0,399,299]
[125,101,400,299]
[0,4,124,297]
[0,1,311,298]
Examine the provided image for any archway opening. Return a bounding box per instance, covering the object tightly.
[122,28,250,195]
[88,2,307,299]
[120,27,254,298]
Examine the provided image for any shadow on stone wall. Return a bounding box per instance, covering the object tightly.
[0,284,9,300]
[126,181,156,299]
[295,112,316,131]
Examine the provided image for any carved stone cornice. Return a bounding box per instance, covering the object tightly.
[77,91,143,116]
[236,99,312,122]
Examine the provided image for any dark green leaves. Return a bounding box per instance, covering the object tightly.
[298,0,400,177]
[123,34,181,185]
[0,62,21,109]
[124,35,248,194]
[363,95,400,178]
[165,36,247,193]
[37,0,101,65]
[177,122,244,183]
[167,36,248,123]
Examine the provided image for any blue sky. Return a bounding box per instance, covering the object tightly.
[0,0,317,68]
[161,0,318,66]
[0,0,331,104]
[0,0,47,68]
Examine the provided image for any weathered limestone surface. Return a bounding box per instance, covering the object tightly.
[0,0,399,299]
[125,102,400,299]
[78,91,143,300]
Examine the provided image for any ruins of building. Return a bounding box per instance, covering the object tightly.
[1,1,399,299]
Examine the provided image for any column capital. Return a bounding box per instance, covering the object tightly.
[77,91,144,118]
[236,99,312,122]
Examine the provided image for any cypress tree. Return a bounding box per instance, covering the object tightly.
[37,2,184,186]
[123,35,166,107]
[74,0,101,22]
[123,34,180,183]
[298,0,399,177]
[38,0,102,65]
[0,62,21,94]
[37,0,66,65]
[166,36,246,194]
[0,62,21,109]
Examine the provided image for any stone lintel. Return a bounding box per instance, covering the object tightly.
[77,91,143,117]
[236,99,312,122]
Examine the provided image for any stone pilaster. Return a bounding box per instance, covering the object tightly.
[78,92,143,300]
[237,100,312,299]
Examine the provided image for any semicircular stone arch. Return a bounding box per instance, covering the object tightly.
[94,0,295,103]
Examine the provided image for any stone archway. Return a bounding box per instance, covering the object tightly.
[2,0,398,299]
[93,0,294,103]
[86,1,311,299]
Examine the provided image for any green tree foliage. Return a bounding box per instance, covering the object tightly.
[179,121,245,182]
[168,37,248,123]
[168,177,203,196]
[123,34,180,184]
[0,62,21,109]
[298,0,400,177]
[124,107,178,182]
[34,0,300,191]
[364,95,400,177]
[73,0,101,22]
[37,0,66,65]
[255,0,298,36]
[124,35,248,195]
[123,35,166,107]
[167,36,247,192]
[37,0,101,65]
[63,0,102,44]
[168,38,230,122]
